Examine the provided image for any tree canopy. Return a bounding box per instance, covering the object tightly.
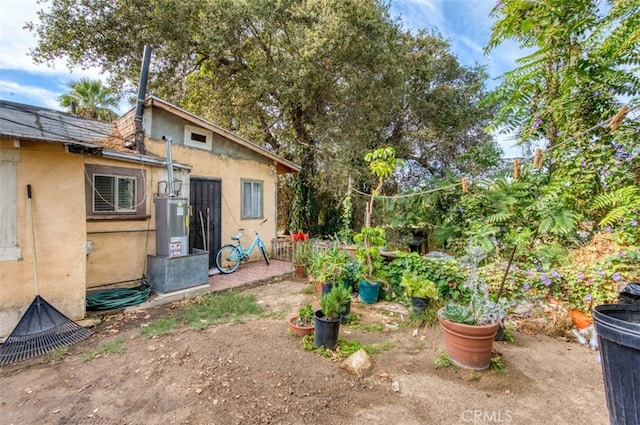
[29,0,499,233]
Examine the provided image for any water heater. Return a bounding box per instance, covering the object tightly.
[155,197,188,257]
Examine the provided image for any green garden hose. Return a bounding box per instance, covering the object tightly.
[86,282,152,311]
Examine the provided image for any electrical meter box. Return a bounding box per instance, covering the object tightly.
[155,197,188,257]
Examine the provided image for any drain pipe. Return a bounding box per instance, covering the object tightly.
[134,45,152,155]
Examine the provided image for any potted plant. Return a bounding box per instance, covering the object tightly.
[314,283,351,349]
[288,303,314,337]
[312,243,351,296]
[353,146,404,304]
[292,240,313,279]
[354,226,387,303]
[401,271,439,316]
[437,245,507,370]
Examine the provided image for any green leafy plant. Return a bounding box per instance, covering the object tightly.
[293,240,313,267]
[490,357,506,374]
[353,147,403,285]
[386,252,467,301]
[353,226,387,283]
[401,271,439,299]
[320,283,352,320]
[297,303,314,327]
[310,243,351,285]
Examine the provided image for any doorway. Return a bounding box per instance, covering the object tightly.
[189,178,221,268]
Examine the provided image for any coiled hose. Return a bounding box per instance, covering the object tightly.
[86,281,152,311]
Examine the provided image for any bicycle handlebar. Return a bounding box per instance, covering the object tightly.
[237,218,268,233]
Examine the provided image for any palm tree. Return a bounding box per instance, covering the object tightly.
[58,78,120,121]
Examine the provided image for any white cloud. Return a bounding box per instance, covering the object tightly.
[0,0,106,78]
[0,79,60,109]
[390,0,447,34]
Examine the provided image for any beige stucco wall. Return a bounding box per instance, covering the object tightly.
[144,137,279,261]
[84,157,157,288]
[0,138,87,338]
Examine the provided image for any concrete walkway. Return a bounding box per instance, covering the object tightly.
[129,259,294,311]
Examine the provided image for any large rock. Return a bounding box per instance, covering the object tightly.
[341,348,373,377]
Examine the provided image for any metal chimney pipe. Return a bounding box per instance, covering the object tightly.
[163,136,175,197]
[134,45,152,154]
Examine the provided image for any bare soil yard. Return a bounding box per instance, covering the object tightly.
[1,278,609,425]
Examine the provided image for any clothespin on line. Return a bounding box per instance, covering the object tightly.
[533,148,542,169]
[609,105,630,131]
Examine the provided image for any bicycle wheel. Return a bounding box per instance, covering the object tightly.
[259,244,270,265]
[216,244,242,273]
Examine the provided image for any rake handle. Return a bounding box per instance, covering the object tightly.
[27,184,40,295]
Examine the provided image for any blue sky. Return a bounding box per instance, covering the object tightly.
[0,0,523,155]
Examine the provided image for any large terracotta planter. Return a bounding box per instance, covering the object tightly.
[288,315,314,337]
[438,309,499,370]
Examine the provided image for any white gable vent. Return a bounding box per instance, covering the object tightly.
[184,124,212,150]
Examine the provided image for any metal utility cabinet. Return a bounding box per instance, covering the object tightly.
[148,196,209,293]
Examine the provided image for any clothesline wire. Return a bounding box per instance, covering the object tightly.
[351,101,639,201]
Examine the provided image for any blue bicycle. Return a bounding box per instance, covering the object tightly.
[215,218,270,273]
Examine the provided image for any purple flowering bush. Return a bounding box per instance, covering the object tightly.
[482,243,638,313]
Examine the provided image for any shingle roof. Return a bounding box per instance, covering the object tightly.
[0,100,116,144]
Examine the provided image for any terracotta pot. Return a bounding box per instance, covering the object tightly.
[438,309,499,370]
[294,264,306,279]
[288,315,314,337]
[314,280,322,293]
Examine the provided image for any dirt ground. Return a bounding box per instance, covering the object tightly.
[0,277,609,425]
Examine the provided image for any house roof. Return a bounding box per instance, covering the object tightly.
[1,98,300,174]
[142,96,301,174]
[0,100,190,168]
[0,100,115,145]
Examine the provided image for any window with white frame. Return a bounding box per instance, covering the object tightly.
[241,179,263,219]
[85,164,146,217]
[0,148,21,261]
[184,124,213,150]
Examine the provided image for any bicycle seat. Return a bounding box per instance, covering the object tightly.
[231,233,243,241]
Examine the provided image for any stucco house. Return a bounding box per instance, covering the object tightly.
[0,98,299,338]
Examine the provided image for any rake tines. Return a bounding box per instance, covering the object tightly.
[0,296,91,365]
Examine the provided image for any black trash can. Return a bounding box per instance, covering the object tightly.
[593,304,640,425]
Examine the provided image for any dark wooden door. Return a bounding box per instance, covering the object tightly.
[189,178,221,268]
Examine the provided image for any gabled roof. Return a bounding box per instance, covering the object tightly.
[0,100,190,169]
[142,96,300,174]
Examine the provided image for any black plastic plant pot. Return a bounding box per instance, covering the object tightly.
[321,283,333,297]
[593,303,640,425]
[411,296,430,316]
[314,309,340,350]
